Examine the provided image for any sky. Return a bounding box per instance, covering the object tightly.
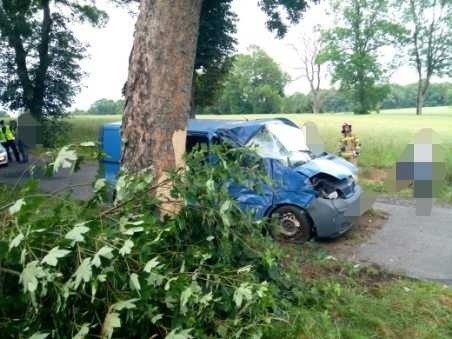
[72,0,439,110]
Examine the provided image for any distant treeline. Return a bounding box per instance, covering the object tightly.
[201,82,452,114]
[72,98,125,115]
[73,83,451,115]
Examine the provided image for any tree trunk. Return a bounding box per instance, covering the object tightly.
[416,81,424,115]
[311,92,321,114]
[416,78,429,116]
[121,0,203,178]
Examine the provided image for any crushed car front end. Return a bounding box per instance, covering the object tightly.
[306,170,362,238]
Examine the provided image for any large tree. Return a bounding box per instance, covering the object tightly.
[117,0,238,117]
[121,0,314,176]
[401,0,452,115]
[0,0,107,119]
[290,31,324,113]
[320,0,404,114]
[208,46,289,114]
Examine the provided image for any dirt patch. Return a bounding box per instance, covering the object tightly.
[298,260,400,287]
[317,208,389,258]
[360,167,389,182]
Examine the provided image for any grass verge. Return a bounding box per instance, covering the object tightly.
[278,243,452,338]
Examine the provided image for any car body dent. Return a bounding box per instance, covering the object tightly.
[99,118,364,239]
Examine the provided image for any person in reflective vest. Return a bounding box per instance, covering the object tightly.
[0,120,21,162]
[339,122,360,165]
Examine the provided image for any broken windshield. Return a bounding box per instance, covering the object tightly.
[247,122,313,165]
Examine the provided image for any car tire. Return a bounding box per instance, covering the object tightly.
[271,205,312,244]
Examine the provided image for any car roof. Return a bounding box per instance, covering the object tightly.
[103,118,297,144]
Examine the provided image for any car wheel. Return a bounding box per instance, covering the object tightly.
[271,206,312,244]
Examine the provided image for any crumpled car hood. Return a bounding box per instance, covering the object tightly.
[294,154,357,180]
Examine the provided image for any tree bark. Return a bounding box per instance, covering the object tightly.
[416,80,424,115]
[121,0,203,178]
[32,0,52,118]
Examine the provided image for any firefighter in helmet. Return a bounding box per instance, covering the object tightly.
[339,122,360,165]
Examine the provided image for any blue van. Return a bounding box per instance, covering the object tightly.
[100,118,363,243]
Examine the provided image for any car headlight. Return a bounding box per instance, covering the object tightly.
[323,190,339,200]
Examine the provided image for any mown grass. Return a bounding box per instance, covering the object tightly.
[67,106,452,202]
[277,243,452,338]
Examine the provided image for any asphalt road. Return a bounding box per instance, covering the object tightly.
[1,159,451,284]
[352,201,452,285]
[0,157,98,200]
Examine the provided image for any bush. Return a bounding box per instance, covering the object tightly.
[40,118,72,148]
[0,145,300,338]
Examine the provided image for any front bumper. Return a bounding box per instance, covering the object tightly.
[307,185,363,238]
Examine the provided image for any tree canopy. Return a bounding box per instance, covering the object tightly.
[88,98,124,115]
[0,0,108,119]
[399,0,452,115]
[204,47,290,114]
[319,0,405,114]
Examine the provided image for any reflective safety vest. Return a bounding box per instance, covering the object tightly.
[339,134,360,160]
[0,129,5,143]
[2,126,15,141]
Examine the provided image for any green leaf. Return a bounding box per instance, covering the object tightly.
[144,257,160,273]
[73,323,90,339]
[122,227,144,236]
[41,246,71,266]
[20,261,43,294]
[147,272,165,287]
[220,200,233,226]
[206,178,215,192]
[115,176,127,201]
[65,224,90,244]
[200,292,213,307]
[119,239,134,256]
[9,233,25,250]
[9,198,26,215]
[233,283,253,308]
[29,333,49,339]
[112,298,139,311]
[94,178,106,192]
[80,141,96,147]
[165,328,193,339]
[180,281,202,314]
[237,265,253,274]
[54,146,77,173]
[92,246,114,268]
[129,273,141,293]
[256,282,269,298]
[72,258,92,289]
[180,286,194,315]
[164,277,178,291]
[101,311,121,339]
[151,314,163,324]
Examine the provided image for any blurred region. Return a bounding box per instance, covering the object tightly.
[386,128,446,216]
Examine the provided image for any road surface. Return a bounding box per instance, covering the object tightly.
[0,157,98,200]
[352,200,452,285]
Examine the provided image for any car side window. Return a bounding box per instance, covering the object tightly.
[186,134,209,154]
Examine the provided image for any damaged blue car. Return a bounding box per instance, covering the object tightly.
[100,118,363,243]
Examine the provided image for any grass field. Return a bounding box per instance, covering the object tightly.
[68,106,452,191]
